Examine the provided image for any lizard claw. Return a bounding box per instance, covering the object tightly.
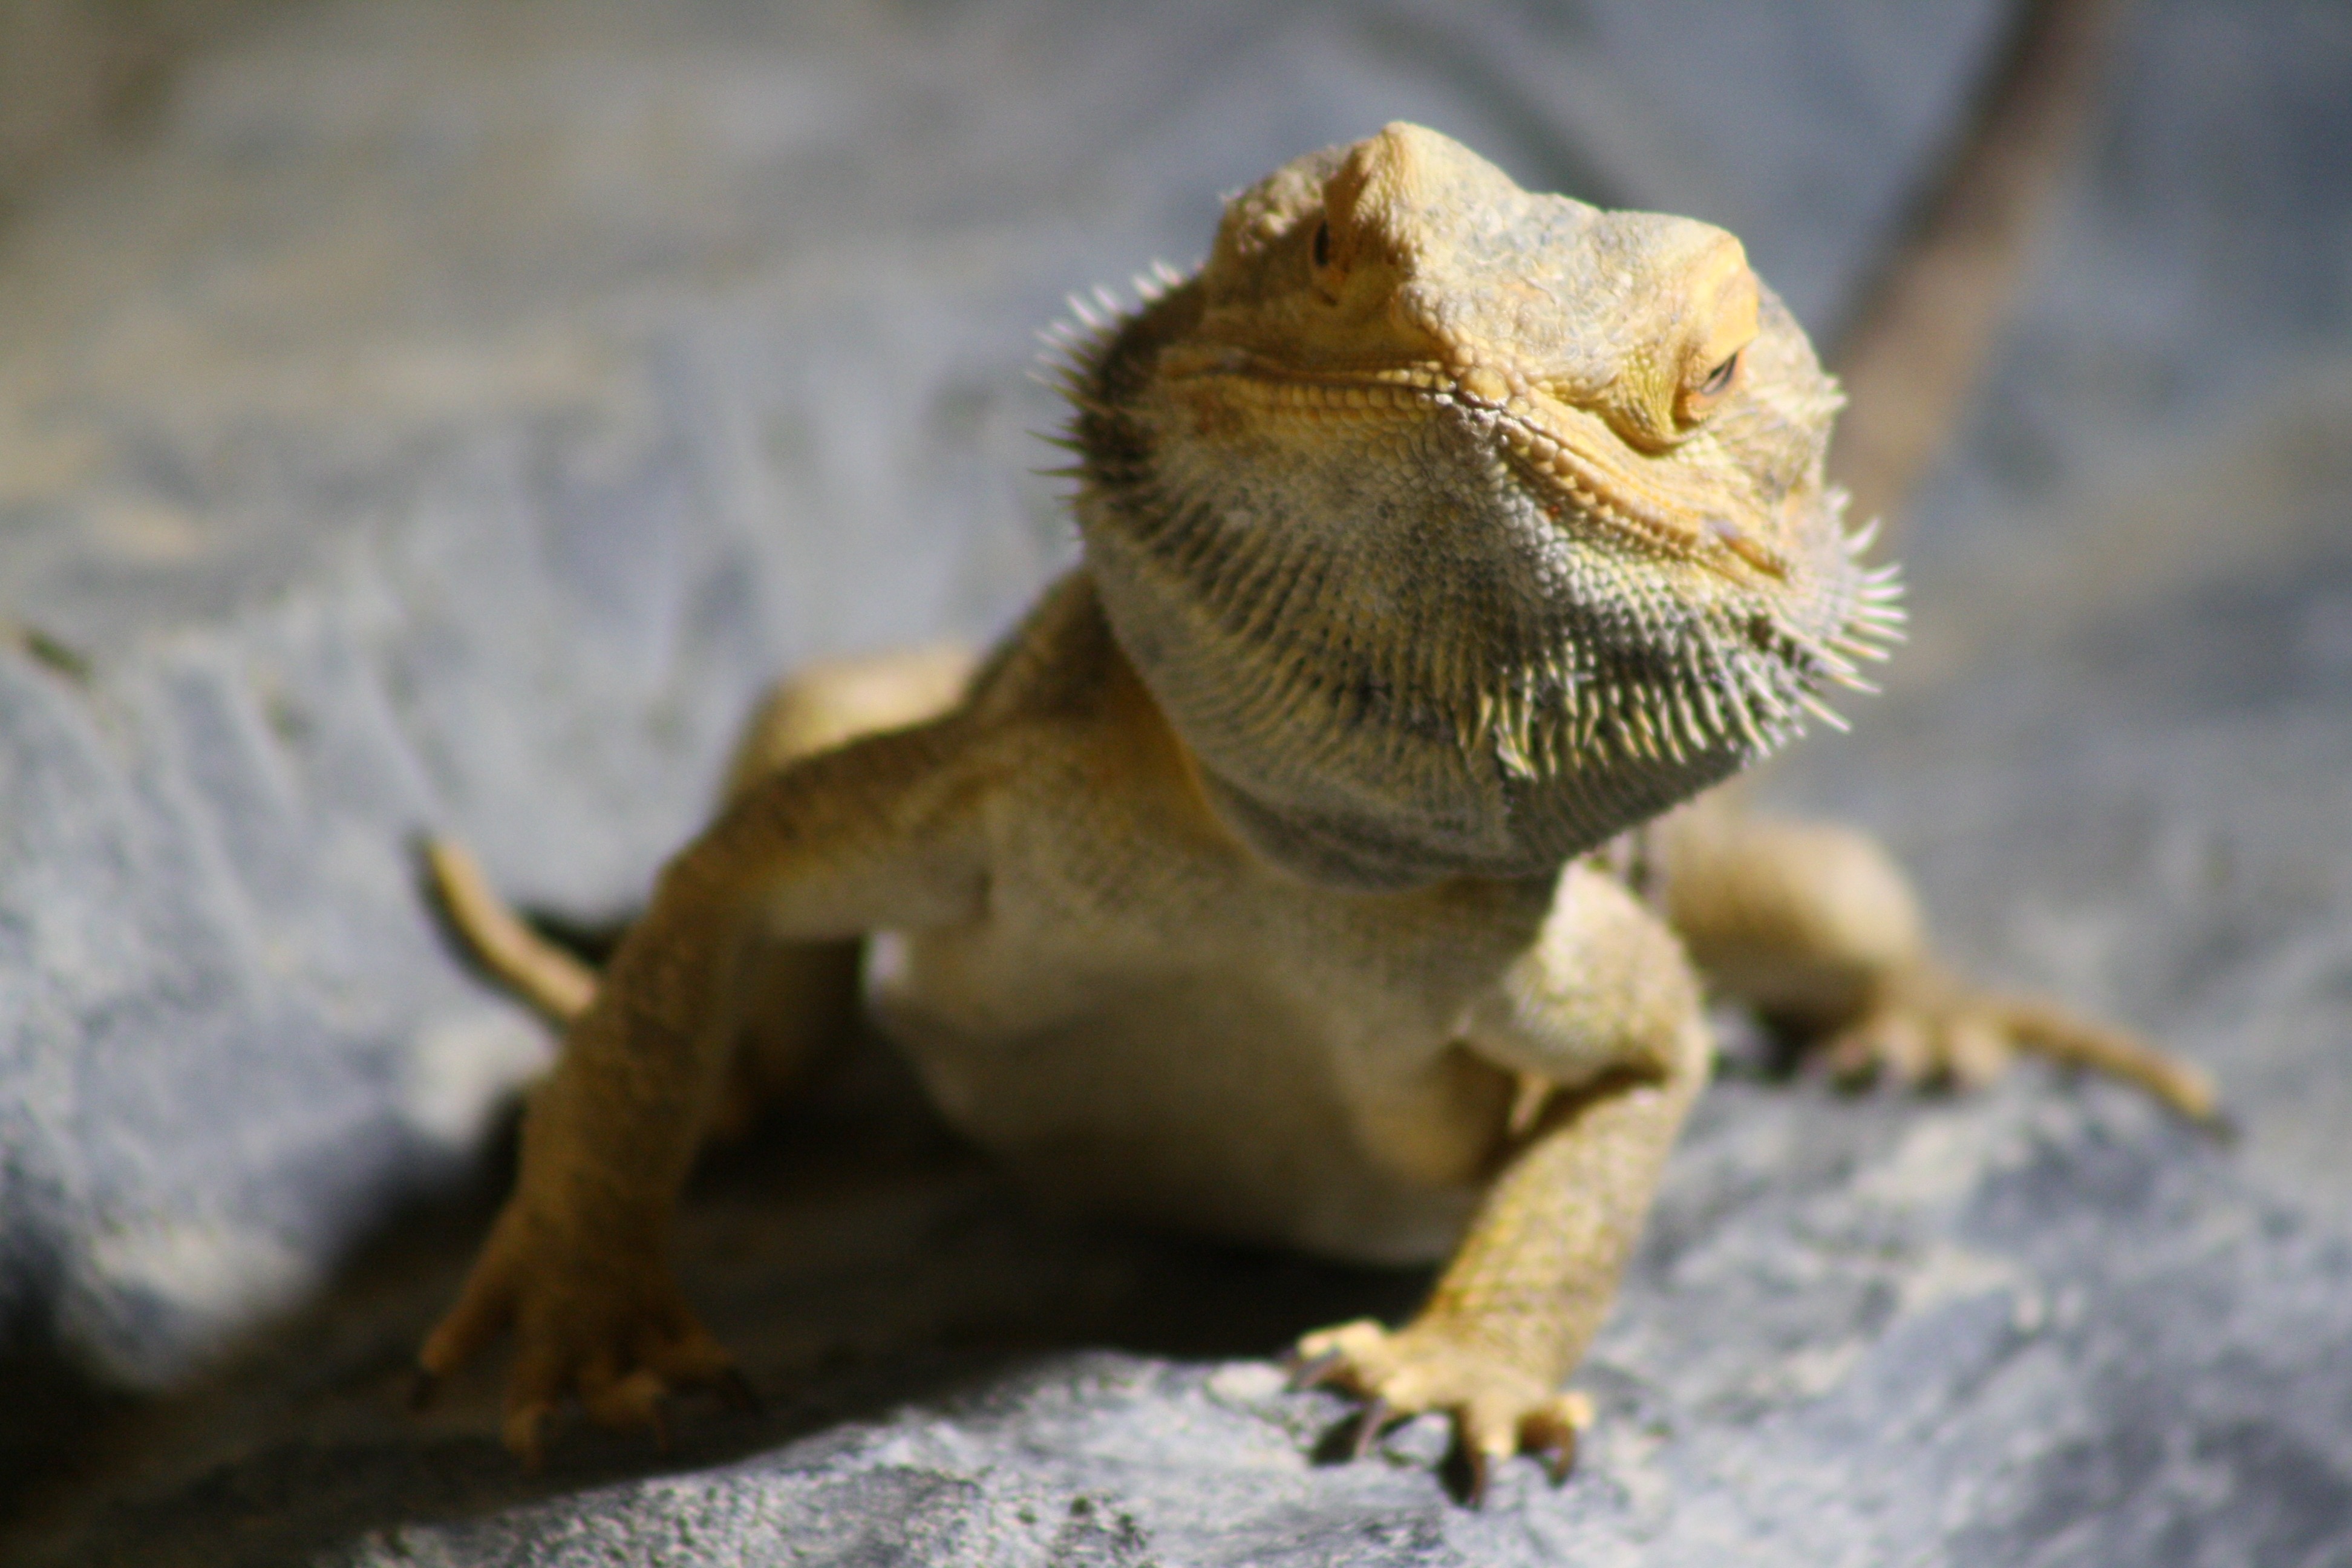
[1524,1390,1590,1483]
[1288,1318,1592,1503]
[1284,1348,1347,1391]
[1460,1446,1492,1509]
[418,1194,748,1465]
[1546,1440,1578,1485]
[1346,1397,1396,1459]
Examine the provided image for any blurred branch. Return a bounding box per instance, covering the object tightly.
[1826,0,2141,535]
[0,0,286,226]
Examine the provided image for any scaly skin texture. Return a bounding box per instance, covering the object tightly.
[419,124,2213,1497]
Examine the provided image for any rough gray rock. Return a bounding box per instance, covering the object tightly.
[41,1081,2352,1567]
[337,1086,2335,1568]
[3,0,2351,1562]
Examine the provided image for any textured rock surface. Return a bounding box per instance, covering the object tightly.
[2,0,2350,1562]
[328,1090,2344,1568]
[26,1080,2352,1566]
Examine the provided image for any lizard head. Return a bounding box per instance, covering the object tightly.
[1063,123,1900,888]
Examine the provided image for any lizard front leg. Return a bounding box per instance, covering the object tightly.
[417,714,994,1463]
[1295,864,1710,1501]
[707,644,979,1137]
[423,645,984,1142]
[1658,792,2217,1122]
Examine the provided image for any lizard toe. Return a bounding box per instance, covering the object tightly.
[1288,1317,1589,1499]
[1817,975,2217,1124]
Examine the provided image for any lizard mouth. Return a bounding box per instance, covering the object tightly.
[1170,357,1802,584]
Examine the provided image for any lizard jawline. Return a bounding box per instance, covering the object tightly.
[1173,363,1791,583]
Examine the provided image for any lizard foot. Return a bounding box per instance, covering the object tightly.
[1820,970,2220,1126]
[417,1199,755,1466]
[1288,1318,1591,1504]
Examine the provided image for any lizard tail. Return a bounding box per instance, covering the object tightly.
[1990,993,2221,1128]
[423,836,599,1025]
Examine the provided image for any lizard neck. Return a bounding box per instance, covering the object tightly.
[1073,568,1560,893]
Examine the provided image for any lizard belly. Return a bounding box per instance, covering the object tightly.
[866,930,1499,1266]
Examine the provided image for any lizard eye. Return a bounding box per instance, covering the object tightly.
[1676,349,1742,424]
[1306,217,1348,304]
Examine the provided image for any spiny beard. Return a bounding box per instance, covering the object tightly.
[1059,298,1899,890]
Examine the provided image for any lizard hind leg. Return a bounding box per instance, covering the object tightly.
[1657,795,2218,1123]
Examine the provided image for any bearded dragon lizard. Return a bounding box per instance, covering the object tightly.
[416,123,2213,1500]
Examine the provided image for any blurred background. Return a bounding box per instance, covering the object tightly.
[1,2,2348,1563]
